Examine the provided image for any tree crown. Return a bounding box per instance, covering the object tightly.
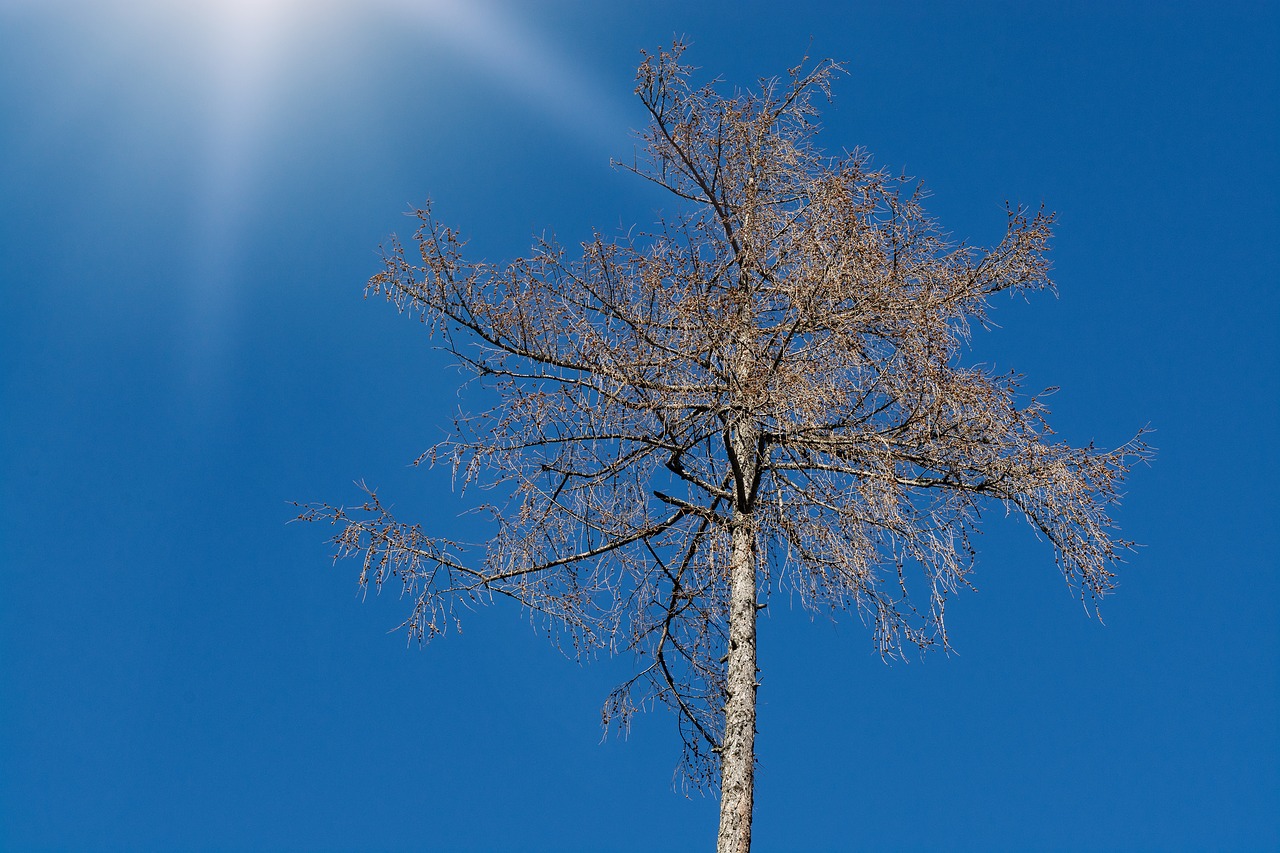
[300,43,1149,787]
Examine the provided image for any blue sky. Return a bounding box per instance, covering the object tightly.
[1,1,1276,851]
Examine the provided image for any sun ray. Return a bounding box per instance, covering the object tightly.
[380,0,629,145]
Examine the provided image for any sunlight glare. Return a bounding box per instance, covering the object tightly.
[184,0,305,386]
[381,0,628,145]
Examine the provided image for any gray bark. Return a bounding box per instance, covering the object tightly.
[716,518,757,853]
[717,421,760,853]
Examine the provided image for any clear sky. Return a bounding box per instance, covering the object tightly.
[1,1,1277,851]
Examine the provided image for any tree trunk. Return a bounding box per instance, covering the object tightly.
[720,269,761,853]
[717,513,757,853]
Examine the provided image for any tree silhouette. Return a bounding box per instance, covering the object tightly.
[300,44,1149,853]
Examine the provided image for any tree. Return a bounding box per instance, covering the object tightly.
[299,44,1149,853]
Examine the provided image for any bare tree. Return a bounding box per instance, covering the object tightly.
[299,44,1149,853]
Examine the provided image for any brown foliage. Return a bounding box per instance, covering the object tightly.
[299,43,1149,793]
